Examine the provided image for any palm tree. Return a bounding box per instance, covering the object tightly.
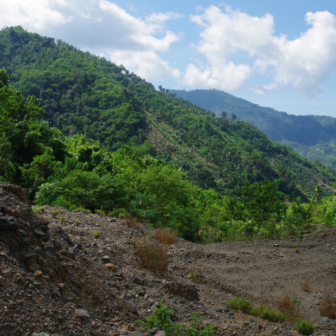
[312,184,323,202]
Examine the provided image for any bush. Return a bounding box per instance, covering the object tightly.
[93,230,101,238]
[296,320,315,335]
[135,238,168,277]
[140,301,216,336]
[124,212,143,228]
[276,294,300,322]
[151,228,177,245]
[95,209,105,217]
[319,292,336,319]
[226,297,253,314]
[251,306,285,323]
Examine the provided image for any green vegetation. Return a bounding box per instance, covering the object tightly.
[296,320,315,335]
[93,230,101,238]
[140,301,216,336]
[172,89,336,168]
[2,27,336,243]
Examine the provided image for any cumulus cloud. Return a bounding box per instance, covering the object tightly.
[0,0,181,81]
[110,51,181,82]
[186,6,336,95]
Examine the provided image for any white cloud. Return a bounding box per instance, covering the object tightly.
[0,0,181,81]
[187,6,336,95]
[110,51,181,82]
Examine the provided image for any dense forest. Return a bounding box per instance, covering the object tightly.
[171,89,336,168]
[2,26,336,242]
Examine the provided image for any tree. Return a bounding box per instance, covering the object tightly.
[231,113,237,122]
[312,184,323,202]
[221,111,227,118]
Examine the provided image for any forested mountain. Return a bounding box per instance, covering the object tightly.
[171,89,336,168]
[1,26,336,201]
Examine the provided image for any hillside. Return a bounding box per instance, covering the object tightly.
[171,89,336,168]
[1,183,336,336]
[2,26,336,200]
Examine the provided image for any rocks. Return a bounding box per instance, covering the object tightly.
[321,316,336,324]
[75,308,90,319]
[9,218,20,230]
[102,255,111,263]
[162,281,199,301]
[34,229,46,237]
[105,263,118,272]
[34,269,43,277]
[0,266,12,277]
[0,216,11,230]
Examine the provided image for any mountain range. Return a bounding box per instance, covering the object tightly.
[171,89,336,168]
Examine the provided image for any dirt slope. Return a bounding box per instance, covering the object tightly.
[1,183,336,336]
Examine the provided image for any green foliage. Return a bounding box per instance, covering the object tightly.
[227,297,285,323]
[140,301,216,336]
[93,230,101,238]
[50,210,58,217]
[172,89,336,169]
[74,219,81,226]
[296,320,315,335]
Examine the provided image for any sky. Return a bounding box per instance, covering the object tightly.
[1,0,336,117]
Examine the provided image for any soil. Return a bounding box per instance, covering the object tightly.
[1,182,336,336]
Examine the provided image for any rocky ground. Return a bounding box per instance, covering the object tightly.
[1,182,336,336]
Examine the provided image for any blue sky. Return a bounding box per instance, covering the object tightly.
[1,0,336,116]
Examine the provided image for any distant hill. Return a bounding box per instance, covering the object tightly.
[171,89,336,168]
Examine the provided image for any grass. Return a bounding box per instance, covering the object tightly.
[59,214,65,223]
[319,292,336,319]
[74,219,81,226]
[95,209,105,217]
[276,294,300,322]
[187,272,197,283]
[226,295,305,324]
[93,230,101,238]
[300,280,311,293]
[50,209,59,217]
[151,228,177,245]
[123,212,143,228]
[135,237,169,277]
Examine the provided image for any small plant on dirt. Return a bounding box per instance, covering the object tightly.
[151,228,176,245]
[139,301,216,336]
[33,208,39,214]
[124,212,143,228]
[39,206,45,212]
[93,230,101,238]
[296,320,315,335]
[135,238,168,277]
[72,207,85,212]
[226,297,253,314]
[319,292,336,319]
[84,209,92,214]
[95,209,105,217]
[295,248,300,253]
[300,280,311,293]
[51,210,59,217]
[187,271,197,283]
[276,294,300,322]
[74,219,81,226]
[59,214,65,223]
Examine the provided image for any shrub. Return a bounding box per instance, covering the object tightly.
[124,212,143,228]
[296,320,315,335]
[276,294,300,322]
[226,297,253,314]
[95,209,105,217]
[33,208,39,214]
[59,214,65,223]
[93,230,101,238]
[72,207,85,212]
[187,272,197,283]
[300,280,311,293]
[151,228,176,245]
[50,209,59,217]
[135,238,168,277]
[140,301,216,336]
[251,306,285,323]
[74,219,81,226]
[319,292,336,319]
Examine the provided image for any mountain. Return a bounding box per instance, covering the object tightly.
[171,89,336,168]
[1,26,336,200]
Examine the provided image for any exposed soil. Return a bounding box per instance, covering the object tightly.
[1,182,336,335]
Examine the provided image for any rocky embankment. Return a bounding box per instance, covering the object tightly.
[1,182,336,336]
